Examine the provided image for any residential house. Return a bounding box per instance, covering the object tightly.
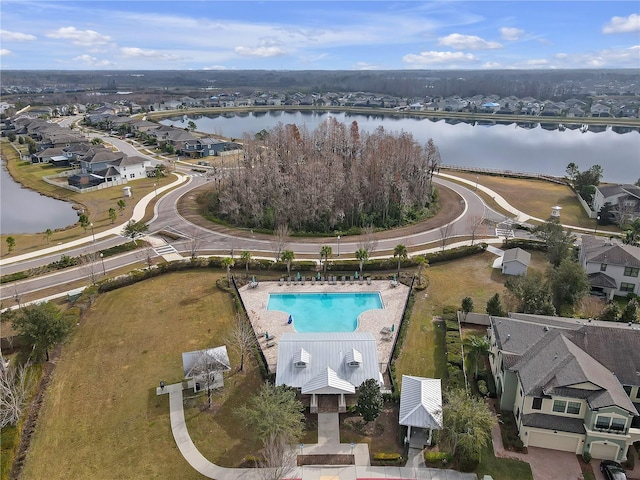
[593,184,640,225]
[579,235,640,298]
[488,314,640,461]
[275,332,382,413]
[182,137,230,158]
[591,103,612,117]
[148,126,197,152]
[501,248,532,276]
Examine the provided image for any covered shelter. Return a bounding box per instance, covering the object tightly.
[182,345,231,393]
[399,375,443,447]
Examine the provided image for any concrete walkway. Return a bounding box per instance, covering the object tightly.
[159,383,476,480]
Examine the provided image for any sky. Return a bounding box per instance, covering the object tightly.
[0,1,639,70]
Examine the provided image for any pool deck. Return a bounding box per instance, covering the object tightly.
[238,279,410,375]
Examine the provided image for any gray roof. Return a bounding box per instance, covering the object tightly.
[492,316,574,355]
[597,184,640,200]
[503,247,531,266]
[399,375,443,430]
[511,330,637,415]
[521,413,585,434]
[275,333,381,391]
[587,272,617,289]
[182,346,231,379]
[581,235,640,268]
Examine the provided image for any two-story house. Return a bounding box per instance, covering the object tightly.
[593,184,640,225]
[580,235,640,299]
[181,137,229,158]
[489,314,640,461]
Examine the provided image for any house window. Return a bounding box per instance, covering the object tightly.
[600,264,607,271]
[129,174,135,179]
[624,385,632,396]
[532,397,542,410]
[567,402,581,415]
[624,267,639,277]
[596,416,610,429]
[611,418,626,431]
[552,400,566,413]
[620,282,635,293]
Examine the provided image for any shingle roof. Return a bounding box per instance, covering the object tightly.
[503,248,531,266]
[399,376,443,430]
[587,272,618,289]
[581,235,640,268]
[521,413,585,434]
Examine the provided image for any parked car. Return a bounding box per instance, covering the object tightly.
[601,460,627,480]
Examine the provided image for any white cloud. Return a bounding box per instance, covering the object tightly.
[203,65,230,70]
[234,45,287,57]
[525,59,550,66]
[603,13,640,34]
[1,30,37,42]
[0,49,11,56]
[353,61,386,70]
[438,33,502,50]
[500,27,524,41]
[403,50,477,65]
[120,47,179,61]
[47,27,111,47]
[482,61,502,68]
[72,54,114,67]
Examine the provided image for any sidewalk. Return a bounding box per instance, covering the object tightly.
[159,382,475,480]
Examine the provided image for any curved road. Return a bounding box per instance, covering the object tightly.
[1,129,508,303]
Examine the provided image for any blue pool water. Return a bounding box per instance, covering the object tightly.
[267,292,383,332]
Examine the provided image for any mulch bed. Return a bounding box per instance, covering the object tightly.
[297,454,354,466]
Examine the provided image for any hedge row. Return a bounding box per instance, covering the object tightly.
[503,238,547,251]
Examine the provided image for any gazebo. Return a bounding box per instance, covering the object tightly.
[182,345,231,393]
[399,375,443,447]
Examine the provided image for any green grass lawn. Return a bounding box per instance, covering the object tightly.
[476,442,533,480]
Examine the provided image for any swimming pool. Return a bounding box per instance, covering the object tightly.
[267,292,383,332]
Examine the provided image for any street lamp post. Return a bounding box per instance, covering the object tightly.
[154,182,157,198]
[90,222,96,242]
[475,175,479,191]
[594,215,601,234]
[99,252,106,275]
[337,235,341,256]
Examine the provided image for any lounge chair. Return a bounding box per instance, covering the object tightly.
[350,276,354,284]
[264,333,276,342]
[390,280,398,288]
[359,277,364,285]
[301,276,305,285]
[287,277,291,286]
[321,276,325,284]
[279,278,284,286]
[380,326,392,334]
[266,340,277,348]
[250,281,259,288]
[311,277,316,285]
[367,277,372,285]
[341,275,346,285]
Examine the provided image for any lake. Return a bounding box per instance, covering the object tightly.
[1,163,79,234]
[162,111,640,184]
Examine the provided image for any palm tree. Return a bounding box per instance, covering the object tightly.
[623,218,640,246]
[241,250,252,277]
[44,228,53,245]
[355,248,368,277]
[414,255,428,285]
[117,199,126,216]
[320,245,332,275]
[281,250,295,277]
[221,257,235,285]
[393,244,408,276]
[108,208,117,224]
[464,335,491,379]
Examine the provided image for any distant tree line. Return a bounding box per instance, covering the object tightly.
[210,118,441,233]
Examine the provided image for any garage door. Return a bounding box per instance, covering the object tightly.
[590,442,619,460]
[528,430,580,452]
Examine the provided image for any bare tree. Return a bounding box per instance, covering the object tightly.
[358,224,378,255]
[258,434,298,480]
[187,227,206,259]
[137,242,156,269]
[467,215,484,246]
[271,224,289,261]
[187,348,230,409]
[439,223,455,251]
[225,313,256,372]
[80,252,100,285]
[0,360,34,428]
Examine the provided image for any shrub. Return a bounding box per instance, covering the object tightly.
[447,365,465,389]
[442,305,457,315]
[0,271,28,284]
[447,353,463,368]
[582,451,592,464]
[424,451,452,464]
[477,380,489,396]
[373,452,402,461]
[622,451,634,470]
[444,320,459,331]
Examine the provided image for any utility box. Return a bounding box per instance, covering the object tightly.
[123,186,132,197]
